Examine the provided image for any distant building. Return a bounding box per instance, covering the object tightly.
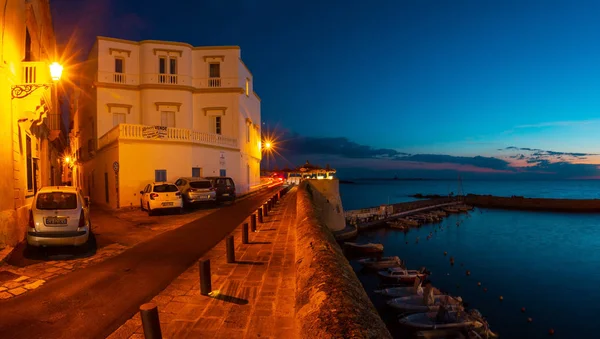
[0,0,66,247]
[71,37,262,209]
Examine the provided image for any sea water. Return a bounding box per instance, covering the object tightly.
[340,180,600,339]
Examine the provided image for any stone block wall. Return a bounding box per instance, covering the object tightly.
[294,181,391,339]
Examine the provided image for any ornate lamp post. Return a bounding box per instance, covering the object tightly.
[11,61,63,99]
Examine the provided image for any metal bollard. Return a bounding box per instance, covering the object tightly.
[226,236,235,263]
[199,259,212,296]
[242,223,249,244]
[251,214,257,232]
[263,203,269,216]
[140,303,163,339]
[258,208,263,223]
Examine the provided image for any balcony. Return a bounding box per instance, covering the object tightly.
[97,123,238,151]
[96,72,243,90]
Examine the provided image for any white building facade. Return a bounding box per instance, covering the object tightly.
[76,37,262,209]
[0,0,65,247]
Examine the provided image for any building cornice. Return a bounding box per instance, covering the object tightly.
[153,48,183,57]
[109,48,132,57]
[253,91,261,102]
[106,103,133,114]
[202,107,228,116]
[93,81,246,95]
[203,55,225,62]
[97,36,240,51]
[154,102,182,112]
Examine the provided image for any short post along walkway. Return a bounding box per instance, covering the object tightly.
[109,187,298,339]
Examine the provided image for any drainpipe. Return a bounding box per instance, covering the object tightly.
[1,0,8,66]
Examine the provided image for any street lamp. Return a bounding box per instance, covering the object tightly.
[11,61,63,99]
[262,138,275,172]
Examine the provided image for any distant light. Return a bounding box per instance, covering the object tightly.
[64,156,71,164]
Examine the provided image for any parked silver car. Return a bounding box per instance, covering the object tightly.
[27,186,91,247]
[174,177,217,206]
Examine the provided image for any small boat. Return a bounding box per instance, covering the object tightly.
[399,311,483,330]
[358,256,403,269]
[378,267,429,283]
[387,295,462,313]
[443,207,461,214]
[375,286,442,298]
[344,242,384,254]
[399,218,420,226]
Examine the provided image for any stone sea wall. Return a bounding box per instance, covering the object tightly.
[464,194,600,212]
[294,181,391,339]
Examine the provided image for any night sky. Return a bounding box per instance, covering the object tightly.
[51,0,600,179]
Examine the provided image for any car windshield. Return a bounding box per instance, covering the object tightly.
[190,181,212,189]
[36,192,78,210]
[153,184,178,193]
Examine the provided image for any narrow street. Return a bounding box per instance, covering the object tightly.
[0,187,281,339]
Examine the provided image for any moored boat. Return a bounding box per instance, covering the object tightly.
[387,295,462,313]
[378,267,429,283]
[375,286,442,298]
[358,256,403,269]
[344,242,384,254]
[398,310,483,330]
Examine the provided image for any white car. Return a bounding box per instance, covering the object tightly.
[27,186,91,248]
[140,182,183,215]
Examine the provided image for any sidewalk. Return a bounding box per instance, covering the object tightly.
[109,187,297,339]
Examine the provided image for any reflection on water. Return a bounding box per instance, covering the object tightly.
[349,208,600,339]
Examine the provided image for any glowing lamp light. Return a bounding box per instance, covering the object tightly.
[64,156,71,164]
[264,141,272,150]
[49,62,63,81]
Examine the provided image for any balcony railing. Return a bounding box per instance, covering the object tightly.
[96,72,245,89]
[113,73,126,84]
[97,123,238,151]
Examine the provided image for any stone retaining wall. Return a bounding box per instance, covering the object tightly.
[464,194,600,212]
[294,181,392,339]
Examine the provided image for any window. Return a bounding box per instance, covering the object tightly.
[245,78,250,96]
[155,170,167,182]
[159,57,166,74]
[161,111,175,127]
[170,58,177,74]
[219,169,227,177]
[192,167,202,177]
[36,192,78,210]
[26,135,33,191]
[153,184,178,192]
[246,123,250,142]
[209,63,220,78]
[213,116,222,135]
[159,57,177,84]
[190,181,212,189]
[113,113,126,127]
[115,58,124,73]
[25,29,31,61]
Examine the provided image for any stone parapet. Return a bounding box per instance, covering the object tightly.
[294,181,391,339]
[464,194,600,212]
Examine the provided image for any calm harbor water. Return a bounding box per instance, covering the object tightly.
[340,180,600,339]
[339,179,600,210]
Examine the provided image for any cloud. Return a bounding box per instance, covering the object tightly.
[513,119,600,129]
[275,132,600,179]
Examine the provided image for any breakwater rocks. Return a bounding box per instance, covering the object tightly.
[295,182,392,339]
[464,194,600,212]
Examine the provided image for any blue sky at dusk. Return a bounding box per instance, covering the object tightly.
[52,0,600,179]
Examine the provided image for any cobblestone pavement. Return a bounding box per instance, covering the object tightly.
[108,187,297,339]
[0,204,220,300]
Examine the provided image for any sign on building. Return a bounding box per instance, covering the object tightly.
[219,151,226,166]
[142,126,168,139]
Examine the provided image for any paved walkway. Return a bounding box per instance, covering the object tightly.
[109,187,297,339]
[0,186,283,339]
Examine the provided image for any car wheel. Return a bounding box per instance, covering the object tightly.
[140,200,145,211]
[147,203,154,216]
[178,208,183,215]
